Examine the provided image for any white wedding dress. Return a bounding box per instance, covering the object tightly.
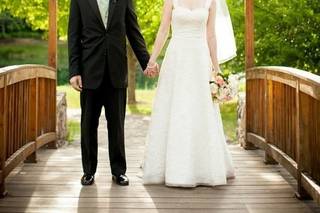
[143,0,235,187]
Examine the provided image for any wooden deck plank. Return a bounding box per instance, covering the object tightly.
[0,115,318,212]
[0,208,250,213]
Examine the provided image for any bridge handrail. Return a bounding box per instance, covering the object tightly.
[245,65,320,204]
[0,64,57,197]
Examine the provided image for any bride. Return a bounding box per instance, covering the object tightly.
[142,0,236,187]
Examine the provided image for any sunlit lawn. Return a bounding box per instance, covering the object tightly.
[58,85,237,142]
[66,119,81,143]
[57,85,154,113]
[2,40,239,142]
[220,101,237,142]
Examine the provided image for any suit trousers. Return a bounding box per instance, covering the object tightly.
[80,65,127,177]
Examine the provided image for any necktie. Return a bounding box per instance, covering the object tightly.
[97,0,109,28]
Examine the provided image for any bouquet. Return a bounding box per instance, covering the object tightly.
[210,73,238,103]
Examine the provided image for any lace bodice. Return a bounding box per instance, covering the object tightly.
[171,0,212,39]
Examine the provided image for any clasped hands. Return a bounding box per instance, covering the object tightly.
[70,61,160,92]
[143,61,159,78]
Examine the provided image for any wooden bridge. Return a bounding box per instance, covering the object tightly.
[0,0,320,212]
[0,112,319,213]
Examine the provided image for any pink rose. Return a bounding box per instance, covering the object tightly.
[215,76,225,86]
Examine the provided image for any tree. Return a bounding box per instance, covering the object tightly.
[254,0,319,74]
[226,0,319,74]
[0,0,69,39]
[1,0,319,78]
[0,0,162,103]
[127,45,138,104]
[127,0,162,103]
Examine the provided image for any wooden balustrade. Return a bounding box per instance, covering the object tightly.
[245,66,320,204]
[0,65,57,197]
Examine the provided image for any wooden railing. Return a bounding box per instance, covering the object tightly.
[246,66,320,204]
[0,65,57,197]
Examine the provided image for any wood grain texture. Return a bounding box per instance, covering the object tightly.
[302,173,320,204]
[0,66,56,86]
[6,69,36,86]
[0,77,4,89]
[299,92,320,199]
[300,79,320,101]
[245,0,254,69]
[0,65,57,195]
[0,65,55,75]
[246,66,320,204]
[246,133,267,149]
[0,115,319,212]
[48,0,57,69]
[4,142,36,178]
[36,68,56,80]
[248,66,320,100]
[0,80,5,196]
[247,66,320,86]
[36,132,56,149]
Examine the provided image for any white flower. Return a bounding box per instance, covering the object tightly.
[210,83,219,95]
[228,74,239,97]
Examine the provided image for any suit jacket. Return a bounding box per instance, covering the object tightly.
[68,0,150,89]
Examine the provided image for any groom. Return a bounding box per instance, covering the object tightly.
[68,0,156,186]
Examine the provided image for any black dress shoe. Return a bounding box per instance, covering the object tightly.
[81,174,95,186]
[112,174,129,186]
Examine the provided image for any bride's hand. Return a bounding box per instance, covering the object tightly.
[144,61,159,78]
[211,70,220,80]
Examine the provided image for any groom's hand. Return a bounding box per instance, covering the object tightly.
[143,68,153,78]
[70,75,83,92]
[143,68,157,78]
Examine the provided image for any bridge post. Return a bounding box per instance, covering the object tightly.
[47,0,58,149]
[245,0,254,70]
[295,80,311,200]
[264,72,277,164]
[0,172,7,198]
[24,152,37,163]
[25,76,38,163]
[244,0,257,150]
[48,0,57,70]
[0,76,8,198]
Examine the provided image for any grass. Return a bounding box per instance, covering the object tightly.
[57,85,155,113]
[1,39,237,142]
[0,39,71,85]
[0,40,68,69]
[58,85,237,142]
[127,89,155,115]
[0,39,157,88]
[57,85,81,108]
[0,43,47,66]
[67,120,81,143]
[220,101,237,142]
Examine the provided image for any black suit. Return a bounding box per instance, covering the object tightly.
[68,0,149,176]
[68,0,149,89]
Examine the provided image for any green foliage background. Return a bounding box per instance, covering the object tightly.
[0,0,319,74]
[223,0,319,74]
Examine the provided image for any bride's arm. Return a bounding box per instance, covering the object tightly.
[207,0,221,74]
[148,0,173,66]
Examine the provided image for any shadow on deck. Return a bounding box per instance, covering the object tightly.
[0,115,319,213]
